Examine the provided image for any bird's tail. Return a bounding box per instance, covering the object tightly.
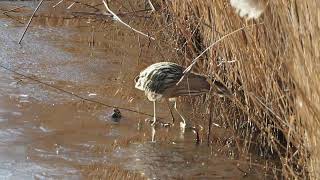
[180,73,232,97]
[172,73,210,96]
[167,73,232,97]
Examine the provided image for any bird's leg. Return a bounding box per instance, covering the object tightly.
[165,99,175,125]
[151,101,156,126]
[151,125,156,142]
[173,100,187,131]
[150,101,157,142]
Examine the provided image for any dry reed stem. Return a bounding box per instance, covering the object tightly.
[18,0,44,44]
[53,0,65,8]
[147,0,155,12]
[157,0,320,178]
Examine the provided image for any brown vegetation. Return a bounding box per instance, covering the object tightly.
[151,0,320,179]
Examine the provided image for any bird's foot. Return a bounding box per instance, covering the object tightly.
[145,118,173,128]
[180,121,186,130]
[151,118,157,126]
[180,122,186,135]
[161,122,173,128]
[180,122,199,133]
[189,125,204,144]
[145,118,156,125]
[151,126,156,142]
[178,122,186,140]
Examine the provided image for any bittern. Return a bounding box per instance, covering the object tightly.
[134,62,229,129]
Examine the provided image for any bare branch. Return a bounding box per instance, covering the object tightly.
[102,0,155,40]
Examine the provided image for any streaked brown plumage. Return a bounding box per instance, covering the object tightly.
[135,62,210,99]
[134,62,229,129]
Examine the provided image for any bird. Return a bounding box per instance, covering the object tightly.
[134,62,230,129]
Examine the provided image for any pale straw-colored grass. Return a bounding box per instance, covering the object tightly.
[153,0,320,178]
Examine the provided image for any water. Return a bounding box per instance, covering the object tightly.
[0,1,266,179]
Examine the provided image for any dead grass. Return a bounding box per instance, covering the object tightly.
[151,0,320,179]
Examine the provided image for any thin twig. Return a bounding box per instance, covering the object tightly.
[64,0,100,11]
[71,0,101,11]
[18,0,45,44]
[147,0,156,11]
[71,8,151,19]
[176,22,264,85]
[177,19,202,52]
[3,13,24,24]
[53,0,64,8]
[102,0,155,40]
[207,95,213,145]
[249,93,284,123]
[71,11,112,18]
[0,63,157,118]
[2,5,25,14]
[67,2,76,9]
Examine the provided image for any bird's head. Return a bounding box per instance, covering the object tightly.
[134,75,144,90]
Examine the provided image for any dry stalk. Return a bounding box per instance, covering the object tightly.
[18,0,44,44]
[53,0,64,8]
[158,0,319,178]
[102,0,155,40]
[147,0,155,11]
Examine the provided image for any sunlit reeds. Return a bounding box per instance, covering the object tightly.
[153,0,320,178]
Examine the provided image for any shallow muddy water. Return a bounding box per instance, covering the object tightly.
[0,1,267,179]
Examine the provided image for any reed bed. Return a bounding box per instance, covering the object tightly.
[151,0,320,178]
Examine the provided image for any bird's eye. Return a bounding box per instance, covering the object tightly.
[134,76,139,83]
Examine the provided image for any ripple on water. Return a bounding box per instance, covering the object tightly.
[0,161,79,180]
[31,143,109,165]
[0,117,8,123]
[0,169,12,179]
[0,128,23,144]
[107,142,250,179]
